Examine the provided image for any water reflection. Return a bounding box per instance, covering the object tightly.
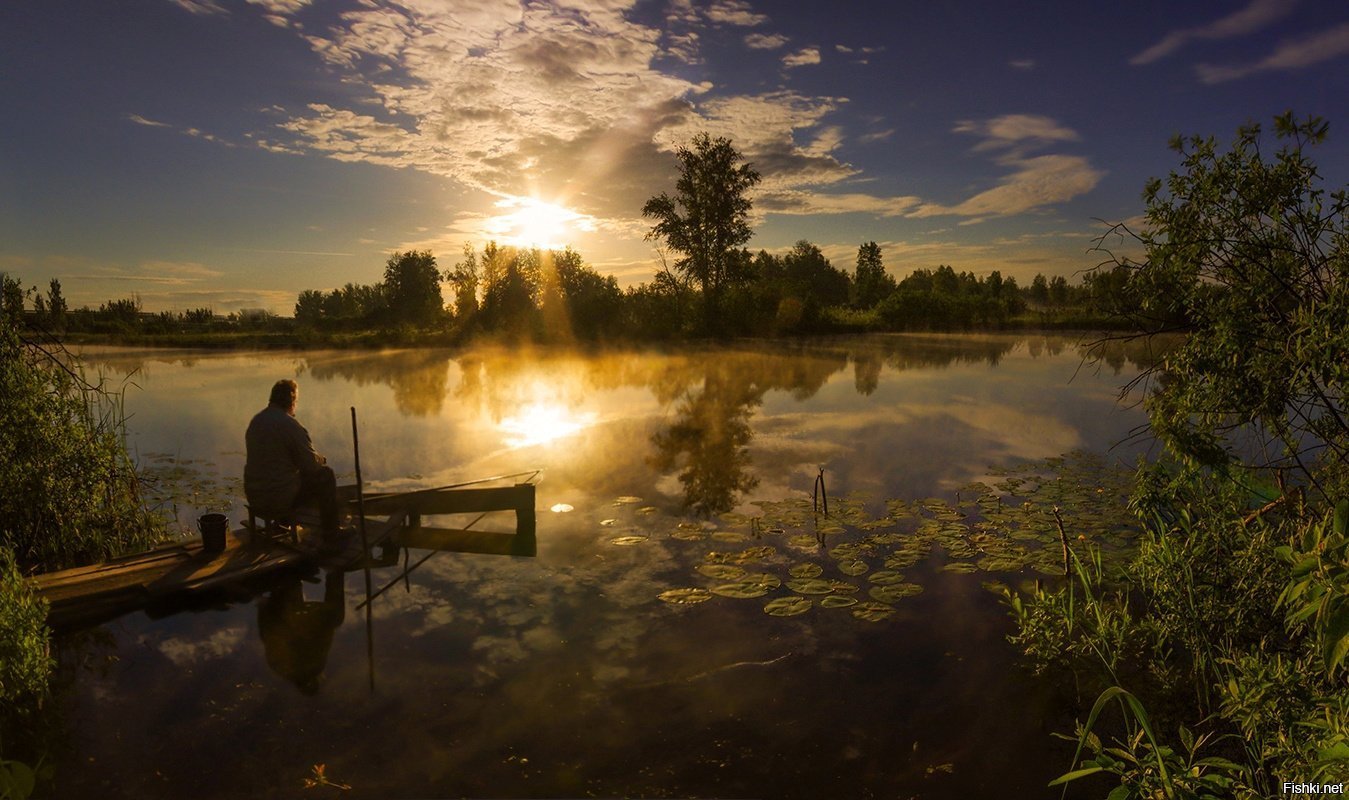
[53,334,1169,800]
[259,570,345,695]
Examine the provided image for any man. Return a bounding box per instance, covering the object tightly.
[244,379,340,532]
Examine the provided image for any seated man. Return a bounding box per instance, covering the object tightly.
[244,379,340,533]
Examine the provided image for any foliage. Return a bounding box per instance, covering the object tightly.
[643,133,762,328]
[851,241,896,309]
[1101,113,1349,489]
[0,312,164,571]
[382,249,444,327]
[0,548,50,708]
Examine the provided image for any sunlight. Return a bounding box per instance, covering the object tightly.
[485,196,592,249]
[499,401,597,449]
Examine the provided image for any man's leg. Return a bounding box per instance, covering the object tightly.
[296,466,340,531]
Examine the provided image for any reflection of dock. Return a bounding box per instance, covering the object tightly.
[30,481,536,629]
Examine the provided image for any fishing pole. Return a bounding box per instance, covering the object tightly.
[359,469,543,500]
[351,407,375,692]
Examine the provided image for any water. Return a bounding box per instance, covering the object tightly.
[50,333,1154,798]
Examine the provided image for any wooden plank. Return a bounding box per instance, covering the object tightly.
[395,524,536,557]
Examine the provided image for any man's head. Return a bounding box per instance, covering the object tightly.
[269,379,298,414]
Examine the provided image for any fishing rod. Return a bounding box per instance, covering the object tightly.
[358,469,543,500]
[351,407,375,693]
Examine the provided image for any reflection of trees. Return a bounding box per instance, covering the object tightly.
[650,371,762,516]
[301,350,452,417]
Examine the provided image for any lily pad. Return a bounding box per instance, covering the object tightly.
[711,581,772,599]
[614,496,643,505]
[787,535,819,549]
[697,564,747,580]
[941,562,978,574]
[820,595,858,609]
[743,572,782,591]
[829,580,860,594]
[852,601,896,622]
[609,535,649,546]
[764,596,813,617]
[867,570,906,585]
[658,588,712,605]
[786,578,835,595]
[789,563,823,579]
[837,559,869,576]
[671,530,708,541]
[869,583,923,603]
[599,519,618,527]
[550,503,574,513]
[711,531,749,543]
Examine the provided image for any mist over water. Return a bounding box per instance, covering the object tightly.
[55,334,1154,798]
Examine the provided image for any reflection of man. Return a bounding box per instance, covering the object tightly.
[245,379,339,532]
[258,570,345,695]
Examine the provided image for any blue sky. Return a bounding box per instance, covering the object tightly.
[3,0,1348,313]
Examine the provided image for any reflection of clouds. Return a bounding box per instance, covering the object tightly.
[154,626,248,666]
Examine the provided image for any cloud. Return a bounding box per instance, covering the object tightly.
[907,115,1102,221]
[71,261,223,286]
[126,113,171,128]
[167,0,228,16]
[705,0,768,26]
[954,114,1080,154]
[1130,0,1298,64]
[1195,21,1349,83]
[782,47,821,68]
[744,32,788,50]
[857,128,894,144]
[756,190,922,217]
[244,0,313,13]
[1009,58,1035,70]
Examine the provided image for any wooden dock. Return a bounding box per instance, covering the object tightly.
[30,482,536,630]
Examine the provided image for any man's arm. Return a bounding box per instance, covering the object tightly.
[286,417,327,474]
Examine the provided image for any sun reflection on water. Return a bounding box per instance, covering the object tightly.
[499,401,597,449]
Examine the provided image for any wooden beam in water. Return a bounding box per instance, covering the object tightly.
[395,524,536,557]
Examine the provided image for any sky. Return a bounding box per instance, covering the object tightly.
[3,0,1348,314]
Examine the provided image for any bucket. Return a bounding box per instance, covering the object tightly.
[198,513,229,553]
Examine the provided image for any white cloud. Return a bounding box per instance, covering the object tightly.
[705,0,767,26]
[907,115,1102,221]
[757,190,921,217]
[1196,21,1349,82]
[1130,0,1298,64]
[744,32,788,50]
[782,47,821,68]
[954,114,1080,154]
[857,128,894,144]
[126,113,171,128]
[244,0,313,13]
[910,154,1104,220]
[167,0,228,16]
[1009,58,1035,70]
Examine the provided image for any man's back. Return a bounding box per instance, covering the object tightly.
[244,404,323,517]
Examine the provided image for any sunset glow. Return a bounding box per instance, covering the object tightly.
[485,197,593,250]
[499,401,597,449]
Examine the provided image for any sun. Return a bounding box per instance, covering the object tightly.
[486,196,590,249]
[499,401,597,449]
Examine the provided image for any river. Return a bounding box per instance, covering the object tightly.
[50,333,1156,798]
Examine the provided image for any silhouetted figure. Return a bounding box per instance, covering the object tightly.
[258,570,345,695]
[244,379,339,531]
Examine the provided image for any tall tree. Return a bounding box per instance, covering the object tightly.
[642,133,761,330]
[852,241,896,308]
[46,278,66,328]
[383,250,444,326]
[446,243,481,322]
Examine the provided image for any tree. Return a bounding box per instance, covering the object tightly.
[446,243,481,322]
[46,278,66,329]
[1029,273,1049,305]
[295,290,325,325]
[383,250,444,326]
[1104,112,1349,492]
[0,275,23,321]
[852,241,896,309]
[642,133,761,330]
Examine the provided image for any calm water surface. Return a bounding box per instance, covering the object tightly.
[52,334,1154,799]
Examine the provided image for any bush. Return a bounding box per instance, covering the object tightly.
[0,314,164,572]
[0,548,50,708]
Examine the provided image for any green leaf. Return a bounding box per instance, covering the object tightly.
[1322,598,1349,674]
[1047,766,1104,786]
